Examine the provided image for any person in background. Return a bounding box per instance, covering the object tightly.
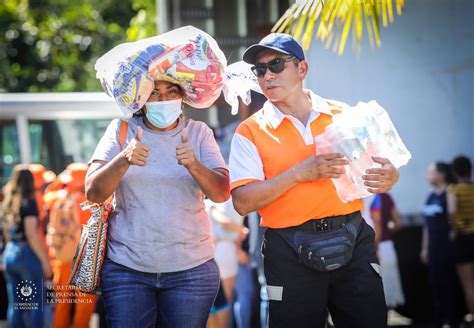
[28,164,48,240]
[448,155,474,326]
[230,214,260,328]
[371,193,405,310]
[206,199,246,328]
[47,163,97,328]
[1,165,53,328]
[421,162,460,328]
[29,163,56,328]
[59,163,93,226]
[207,282,230,328]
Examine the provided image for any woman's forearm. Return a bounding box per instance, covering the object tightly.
[371,210,382,246]
[391,207,403,230]
[85,153,131,203]
[447,191,457,224]
[421,225,429,253]
[186,162,230,203]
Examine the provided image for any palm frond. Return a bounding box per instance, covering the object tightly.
[272,0,405,54]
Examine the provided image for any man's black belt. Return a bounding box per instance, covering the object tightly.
[292,211,361,232]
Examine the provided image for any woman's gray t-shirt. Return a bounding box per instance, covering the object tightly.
[89,116,227,273]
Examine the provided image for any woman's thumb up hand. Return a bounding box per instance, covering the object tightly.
[123,127,149,166]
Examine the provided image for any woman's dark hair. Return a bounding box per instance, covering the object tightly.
[1,165,36,229]
[452,155,472,178]
[435,162,456,184]
[133,108,145,118]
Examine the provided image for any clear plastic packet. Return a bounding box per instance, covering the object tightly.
[223,61,263,115]
[315,101,411,202]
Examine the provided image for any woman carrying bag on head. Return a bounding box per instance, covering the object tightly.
[86,27,231,328]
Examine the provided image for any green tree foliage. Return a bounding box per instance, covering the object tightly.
[127,0,157,41]
[0,0,138,92]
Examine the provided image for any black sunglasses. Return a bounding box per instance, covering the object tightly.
[251,56,296,78]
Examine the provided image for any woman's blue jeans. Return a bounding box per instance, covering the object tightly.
[2,241,45,328]
[101,258,220,328]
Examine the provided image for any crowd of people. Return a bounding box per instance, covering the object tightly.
[1,163,97,327]
[368,156,474,328]
[0,32,473,328]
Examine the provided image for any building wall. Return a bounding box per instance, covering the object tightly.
[305,0,474,215]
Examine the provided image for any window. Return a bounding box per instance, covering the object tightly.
[0,119,111,189]
[0,121,20,186]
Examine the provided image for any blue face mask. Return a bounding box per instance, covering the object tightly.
[145,99,183,129]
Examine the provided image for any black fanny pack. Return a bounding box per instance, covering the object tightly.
[277,212,363,272]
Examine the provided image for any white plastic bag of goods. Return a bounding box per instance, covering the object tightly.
[95,26,227,117]
[315,101,411,202]
[223,61,263,115]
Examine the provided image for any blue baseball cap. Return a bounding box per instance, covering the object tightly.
[243,33,305,64]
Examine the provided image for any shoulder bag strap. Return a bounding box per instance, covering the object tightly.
[119,120,128,149]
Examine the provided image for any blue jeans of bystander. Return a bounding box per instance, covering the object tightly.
[2,241,45,328]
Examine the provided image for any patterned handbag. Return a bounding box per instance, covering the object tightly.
[67,120,128,294]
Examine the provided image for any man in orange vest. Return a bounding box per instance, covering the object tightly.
[229,34,400,327]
